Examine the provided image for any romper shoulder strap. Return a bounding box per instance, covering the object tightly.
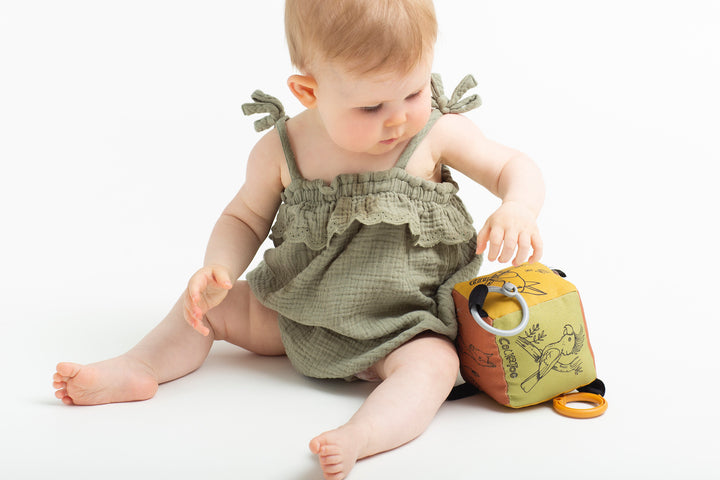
[395,73,482,169]
[242,90,302,180]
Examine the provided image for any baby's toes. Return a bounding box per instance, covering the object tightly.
[52,372,72,388]
[324,471,347,480]
[54,388,72,404]
[322,462,345,475]
[319,453,343,468]
[56,390,75,405]
[56,362,81,378]
[319,444,341,457]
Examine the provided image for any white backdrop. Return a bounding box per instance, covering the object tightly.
[1,1,718,478]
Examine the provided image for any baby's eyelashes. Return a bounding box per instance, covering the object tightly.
[405,90,422,100]
[360,104,383,113]
[358,90,423,114]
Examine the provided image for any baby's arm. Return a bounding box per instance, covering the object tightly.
[433,114,545,265]
[184,132,284,334]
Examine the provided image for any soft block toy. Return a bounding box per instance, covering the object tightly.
[452,263,604,414]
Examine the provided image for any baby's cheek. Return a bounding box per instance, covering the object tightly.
[334,121,376,151]
[409,106,431,136]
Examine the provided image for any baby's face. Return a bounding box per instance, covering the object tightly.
[312,57,433,156]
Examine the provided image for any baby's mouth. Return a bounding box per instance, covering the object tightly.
[380,132,403,145]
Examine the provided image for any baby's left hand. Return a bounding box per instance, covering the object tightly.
[476,201,543,266]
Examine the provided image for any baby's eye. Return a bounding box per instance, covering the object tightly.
[360,104,383,113]
[405,90,422,100]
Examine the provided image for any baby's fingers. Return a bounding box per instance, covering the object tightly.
[526,233,544,264]
[184,293,203,320]
[486,227,506,262]
[476,225,490,255]
[497,229,519,264]
[512,232,532,266]
[187,273,209,304]
[182,290,210,336]
[212,269,233,290]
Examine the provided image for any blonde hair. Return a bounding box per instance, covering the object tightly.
[285,0,437,75]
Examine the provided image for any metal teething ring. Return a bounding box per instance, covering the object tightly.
[553,392,608,418]
[469,282,530,337]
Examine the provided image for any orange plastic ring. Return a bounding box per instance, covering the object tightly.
[553,392,607,419]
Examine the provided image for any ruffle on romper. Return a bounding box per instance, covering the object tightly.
[243,74,484,379]
[273,166,476,250]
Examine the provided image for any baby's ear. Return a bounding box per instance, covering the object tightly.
[287,75,318,108]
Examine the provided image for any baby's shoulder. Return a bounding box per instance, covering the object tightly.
[426,113,483,152]
[246,125,290,185]
[431,112,478,137]
[249,125,283,160]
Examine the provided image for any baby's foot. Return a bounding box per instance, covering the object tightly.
[53,355,158,406]
[309,423,369,480]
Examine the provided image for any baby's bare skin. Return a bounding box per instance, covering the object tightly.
[53,356,158,406]
[53,30,543,479]
[307,334,459,480]
[53,282,458,480]
[53,281,277,403]
[310,423,369,479]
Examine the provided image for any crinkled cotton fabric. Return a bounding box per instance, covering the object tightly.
[244,74,484,379]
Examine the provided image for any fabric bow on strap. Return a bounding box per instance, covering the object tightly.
[430,73,481,114]
[242,90,289,132]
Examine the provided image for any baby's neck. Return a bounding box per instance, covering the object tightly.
[287,110,409,183]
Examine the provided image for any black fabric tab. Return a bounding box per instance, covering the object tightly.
[468,284,489,311]
[577,378,606,397]
[447,383,480,401]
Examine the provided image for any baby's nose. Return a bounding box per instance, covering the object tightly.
[384,109,407,127]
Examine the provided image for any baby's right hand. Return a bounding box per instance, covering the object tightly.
[183,265,234,336]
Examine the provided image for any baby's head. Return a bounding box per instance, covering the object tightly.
[285,0,437,156]
[285,0,437,76]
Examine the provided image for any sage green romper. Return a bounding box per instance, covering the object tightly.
[243,74,484,379]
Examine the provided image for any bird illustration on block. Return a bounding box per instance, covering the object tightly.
[518,324,585,393]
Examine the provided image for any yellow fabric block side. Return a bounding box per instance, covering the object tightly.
[453,263,576,319]
[493,291,596,407]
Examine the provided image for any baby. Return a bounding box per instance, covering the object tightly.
[53,1,544,479]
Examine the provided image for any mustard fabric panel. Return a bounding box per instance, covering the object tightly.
[453,263,598,407]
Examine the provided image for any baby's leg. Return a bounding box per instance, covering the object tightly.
[54,281,282,405]
[309,334,459,480]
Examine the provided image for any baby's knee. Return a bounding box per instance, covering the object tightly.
[425,338,460,382]
[383,334,459,384]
